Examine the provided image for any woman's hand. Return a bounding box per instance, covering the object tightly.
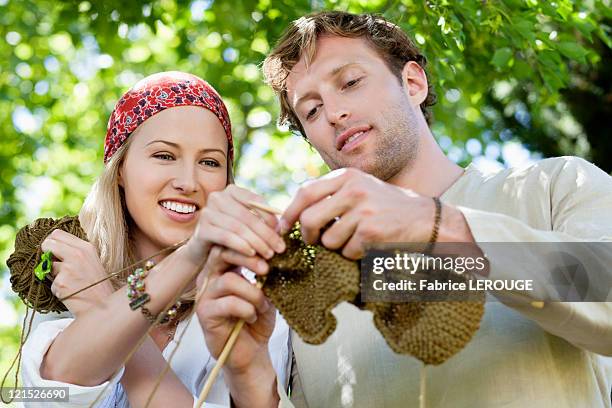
[184,184,285,266]
[196,246,279,407]
[196,246,275,371]
[40,229,114,317]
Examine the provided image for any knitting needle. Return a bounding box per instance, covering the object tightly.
[195,201,280,407]
[246,200,283,216]
[247,202,542,311]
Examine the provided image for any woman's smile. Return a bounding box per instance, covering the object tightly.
[159,199,200,223]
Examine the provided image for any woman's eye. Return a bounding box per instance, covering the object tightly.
[154,153,174,161]
[201,159,220,167]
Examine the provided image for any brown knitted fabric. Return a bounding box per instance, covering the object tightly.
[261,224,485,365]
[6,216,86,313]
[365,301,484,365]
[261,226,360,344]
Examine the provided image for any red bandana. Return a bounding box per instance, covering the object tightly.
[104,71,233,164]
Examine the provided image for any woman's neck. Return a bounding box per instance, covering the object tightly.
[130,227,166,265]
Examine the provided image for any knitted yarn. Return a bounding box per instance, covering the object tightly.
[261,226,361,344]
[7,216,86,313]
[262,224,485,365]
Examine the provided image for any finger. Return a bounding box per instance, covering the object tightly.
[249,207,280,228]
[209,211,277,259]
[50,279,63,299]
[299,193,355,244]
[219,192,285,254]
[320,210,360,251]
[281,169,352,233]
[341,230,367,260]
[220,248,269,275]
[227,186,279,229]
[46,229,87,250]
[207,295,258,324]
[203,246,233,280]
[199,220,257,258]
[208,186,279,230]
[206,273,268,314]
[49,261,62,277]
[40,238,69,262]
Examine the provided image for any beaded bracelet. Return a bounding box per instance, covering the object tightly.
[127,259,181,324]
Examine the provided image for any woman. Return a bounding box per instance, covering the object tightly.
[21,71,289,407]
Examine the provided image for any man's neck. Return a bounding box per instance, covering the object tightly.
[387,131,465,197]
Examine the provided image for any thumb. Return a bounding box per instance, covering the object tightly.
[196,245,230,289]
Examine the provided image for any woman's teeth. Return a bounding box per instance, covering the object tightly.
[160,201,196,214]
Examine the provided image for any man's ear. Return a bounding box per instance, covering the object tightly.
[401,61,429,106]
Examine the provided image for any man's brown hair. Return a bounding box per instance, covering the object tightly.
[262,10,437,137]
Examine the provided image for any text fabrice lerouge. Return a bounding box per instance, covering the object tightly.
[370,253,533,292]
[372,278,534,292]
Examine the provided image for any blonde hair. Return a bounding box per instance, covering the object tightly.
[79,134,234,321]
[80,139,135,289]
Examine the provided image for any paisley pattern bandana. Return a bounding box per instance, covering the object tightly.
[104,71,233,164]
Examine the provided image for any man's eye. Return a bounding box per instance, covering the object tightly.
[154,153,174,161]
[306,106,318,120]
[344,78,361,89]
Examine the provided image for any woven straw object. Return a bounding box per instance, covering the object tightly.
[262,224,485,365]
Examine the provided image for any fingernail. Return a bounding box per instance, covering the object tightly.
[279,219,289,235]
[275,240,286,253]
[257,260,268,274]
[248,315,257,324]
[266,249,274,259]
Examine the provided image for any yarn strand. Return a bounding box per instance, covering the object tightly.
[420,363,427,408]
[88,255,209,408]
[59,238,188,303]
[143,276,210,408]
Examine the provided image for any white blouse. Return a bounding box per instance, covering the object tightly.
[21,310,290,407]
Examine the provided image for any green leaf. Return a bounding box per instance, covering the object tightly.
[556,0,573,21]
[557,42,589,63]
[538,50,562,68]
[513,18,536,43]
[491,47,513,69]
[573,20,595,42]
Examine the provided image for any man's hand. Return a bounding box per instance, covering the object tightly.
[40,229,114,317]
[281,168,474,259]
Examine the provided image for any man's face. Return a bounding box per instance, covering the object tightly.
[286,35,424,181]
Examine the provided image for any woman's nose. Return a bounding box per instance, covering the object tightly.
[171,164,198,193]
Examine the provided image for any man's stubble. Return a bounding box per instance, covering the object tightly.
[322,93,420,182]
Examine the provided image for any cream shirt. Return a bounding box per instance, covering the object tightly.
[20,310,290,407]
[280,156,612,408]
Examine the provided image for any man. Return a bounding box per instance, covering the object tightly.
[258,10,612,407]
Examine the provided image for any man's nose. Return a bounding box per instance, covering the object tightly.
[326,99,351,127]
[172,164,198,193]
